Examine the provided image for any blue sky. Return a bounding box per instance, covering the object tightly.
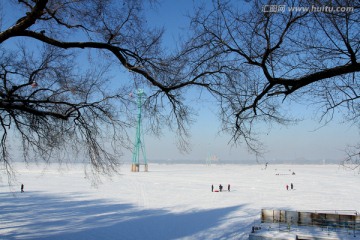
[136,0,358,164]
[2,0,358,164]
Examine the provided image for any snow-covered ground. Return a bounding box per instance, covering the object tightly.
[0,163,359,240]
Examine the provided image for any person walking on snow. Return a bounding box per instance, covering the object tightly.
[228,184,230,192]
[211,184,214,192]
[291,183,293,190]
[219,184,223,192]
[21,184,24,193]
[286,184,289,190]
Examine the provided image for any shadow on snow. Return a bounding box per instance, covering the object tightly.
[0,191,253,240]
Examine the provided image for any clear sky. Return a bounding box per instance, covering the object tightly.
[2,0,358,165]
[130,0,359,164]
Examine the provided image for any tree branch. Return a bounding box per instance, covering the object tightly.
[0,0,48,43]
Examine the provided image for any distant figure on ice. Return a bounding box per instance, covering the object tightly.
[219,184,223,192]
[265,162,268,170]
[286,184,289,190]
[211,184,214,192]
[228,184,231,192]
[291,183,293,190]
[21,184,24,193]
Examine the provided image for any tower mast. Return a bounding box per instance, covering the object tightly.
[131,89,148,172]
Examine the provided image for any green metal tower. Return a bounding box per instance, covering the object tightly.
[131,89,148,172]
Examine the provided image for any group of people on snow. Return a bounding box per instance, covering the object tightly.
[286,183,294,190]
[211,184,230,192]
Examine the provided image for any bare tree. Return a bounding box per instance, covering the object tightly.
[178,0,360,158]
[1,0,360,179]
[0,0,198,180]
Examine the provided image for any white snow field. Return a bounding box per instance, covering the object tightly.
[0,163,359,240]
